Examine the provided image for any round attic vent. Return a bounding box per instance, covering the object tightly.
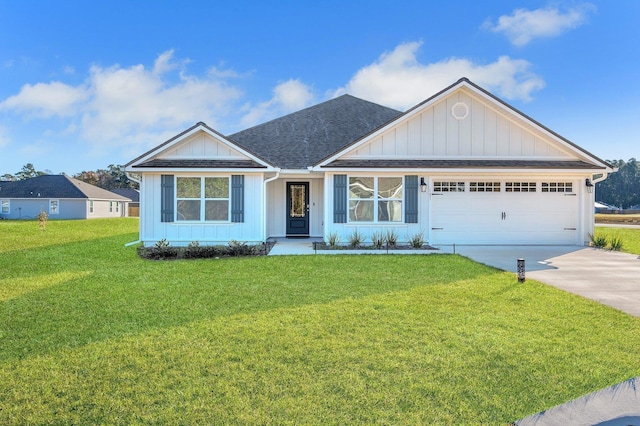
[451,102,469,120]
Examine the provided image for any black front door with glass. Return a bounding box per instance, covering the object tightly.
[286,182,309,236]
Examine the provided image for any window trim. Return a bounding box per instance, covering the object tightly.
[541,182,573,193]
[49,199,59,215]
[89,200,94,214]
[1,199,9,214]
[175,176,231,223]
[347,175,404,223]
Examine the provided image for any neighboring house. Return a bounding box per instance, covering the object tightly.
[0,175,130,220]
[111,188,140,217]
[125,78,614,247]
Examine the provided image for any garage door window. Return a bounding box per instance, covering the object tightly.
[542,182,573,193]
[470,182,501,192]
[505,182,536,192]
[433,182,465,192]
[349,176,402,222]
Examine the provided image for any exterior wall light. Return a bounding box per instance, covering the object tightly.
[585,178,594,193]
[420,177,428,193]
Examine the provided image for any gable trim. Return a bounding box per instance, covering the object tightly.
[313,78,613,172]
[124,122,275,171]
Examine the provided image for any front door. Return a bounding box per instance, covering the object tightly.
[286,182,309,236]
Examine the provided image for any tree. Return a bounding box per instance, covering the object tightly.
[1,173,16,181]
[596,158,640,208]
[73,165,138,190]
[15,163,45,180]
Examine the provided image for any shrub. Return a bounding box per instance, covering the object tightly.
[609,236,623,251]
[227,240,253,257]
[408,231,426,248]
[327,232,341,248]
[37,210,48,230]
[385,229,399,248]
[371,231,385,249]
[184,241,203,259]
[348,229,364,248]
[589,233,607,249]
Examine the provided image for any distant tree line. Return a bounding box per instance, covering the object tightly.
[596,158,640,209]
[1,163,139,191]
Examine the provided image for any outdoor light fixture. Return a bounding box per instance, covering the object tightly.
[420,177,428,193]
[585,178,594,193]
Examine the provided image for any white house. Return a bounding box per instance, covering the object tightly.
[125,78,613,247]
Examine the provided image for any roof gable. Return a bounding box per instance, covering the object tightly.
[316,78,612,170]
[125,122,273,170]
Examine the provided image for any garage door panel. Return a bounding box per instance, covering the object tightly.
[430,182,579,245]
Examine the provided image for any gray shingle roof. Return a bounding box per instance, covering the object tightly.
[229,94,402,169]
[0,175,131,200]
[323,159,606,169]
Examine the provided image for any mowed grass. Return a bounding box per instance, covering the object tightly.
[1,219,639,424]
[595,226,640,255]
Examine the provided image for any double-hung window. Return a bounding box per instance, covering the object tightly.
[348,176,403,222]
[176,177,230,221]
[1,199,9,214]
[49,200,59,215]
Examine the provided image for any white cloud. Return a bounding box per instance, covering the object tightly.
[483,4,596,46]
[0,81,89,117]
[0,126,10,148]
[333,41,545,110]
[241,79,314,127]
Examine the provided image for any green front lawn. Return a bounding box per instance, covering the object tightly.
[1,219,639,424]
[595,226,640,255]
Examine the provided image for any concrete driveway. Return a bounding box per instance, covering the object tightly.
[439,245,640,317]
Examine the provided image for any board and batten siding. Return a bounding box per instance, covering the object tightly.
[140,173,264,246]
[159,131,248,160]
[323,173,427,243]
[343,89,572,160]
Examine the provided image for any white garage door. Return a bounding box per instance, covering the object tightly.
[430,180,579,245]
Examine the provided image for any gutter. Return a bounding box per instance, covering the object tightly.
[262,169,281,241]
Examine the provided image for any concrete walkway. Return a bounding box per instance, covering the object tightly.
[269,240,640,317]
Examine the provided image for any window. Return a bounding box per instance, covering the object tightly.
[505,182,536,192]
[433,182,465,192]
[349,176,403,222]
[470,182,501,192]
[49,200,59,215]
[176,177,229,221]
[89,201,94,213]
[109,202,113,213]
[1,199,9,214]
[115,202,119,213]
[542,182,573,193]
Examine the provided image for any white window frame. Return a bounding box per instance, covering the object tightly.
[505,182,537,193]
[115,202,119,213]
[89,200,94,214]
[348,176,404,223]
[49,199,59,215]
[542,182,573,193]
[433,181,465,192]
[1,199,9,214]
[469,182,501,192]
[175,176,231,222]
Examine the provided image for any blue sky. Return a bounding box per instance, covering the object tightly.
[0,1,638,176]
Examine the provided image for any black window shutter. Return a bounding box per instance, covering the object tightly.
[161,174,174,223]
[405,175,418,223]
[231,175,244,223]
[334,174,347,223]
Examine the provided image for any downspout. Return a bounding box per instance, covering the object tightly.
[124,170,142,247]
[262,169,281,242]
